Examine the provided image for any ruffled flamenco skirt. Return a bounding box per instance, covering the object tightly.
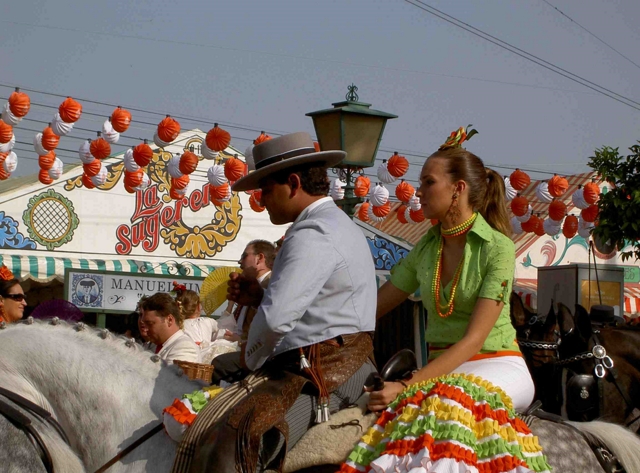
[339,374,552,473]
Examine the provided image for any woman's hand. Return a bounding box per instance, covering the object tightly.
[367,382,405,412]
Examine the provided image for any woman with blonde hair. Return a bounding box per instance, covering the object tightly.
[173,282,219,346]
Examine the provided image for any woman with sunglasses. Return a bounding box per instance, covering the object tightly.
[0,265,27,324]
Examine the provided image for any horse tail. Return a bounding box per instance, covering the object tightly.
[567,420,640,473]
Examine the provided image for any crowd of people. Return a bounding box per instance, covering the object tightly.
[1,128,545,472]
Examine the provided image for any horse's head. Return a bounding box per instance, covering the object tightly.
[555,303,591,360]
[510,291,537,336]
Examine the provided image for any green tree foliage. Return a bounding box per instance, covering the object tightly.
[588,144,640,261]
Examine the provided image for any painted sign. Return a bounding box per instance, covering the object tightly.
[580,280,623,314]
[65,268,204,313]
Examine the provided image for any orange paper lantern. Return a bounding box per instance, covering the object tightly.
[397,205,408,224]
[90,137,111,160]
[110,107,132,133]
[509,169,531,191]
[395,180,415,202]
[171,175,190,190]
[510,195,529,217]
[520,214,538,233]
[224,156,245,182]
[253,131,272,145]
[124,184,136,194]
[0,120,13,143]
[133,142,153,167]
[548,174,569,198]
[533,218,545,236]
[179,151,199,175]
[581,204,599,223]
[8,90,31,117]
[38,151,56,170]
[157,115,181,143]
[354,176,371,198]
[387,152,409,178]
[562,215,579,239]
[210,183,230,200]
[38,169,53,185]
[0,152,6,164]
[409,208,425,223]
[548,200,567,221]
[249,193,265,212]
[82,173,96,189]
[205,124,231,152]
[430,219,439,226]
[83,159,101,177]
[169,187,185,200]
[313,141,320,152]
[372,202,391,218]
[0,166,9,180]
[358,202,370,222]
[583,181,600,205]
[124,170,144,188]
[41,127,60,151]
[58,97,82,123]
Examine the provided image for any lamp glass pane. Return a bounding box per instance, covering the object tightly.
[342,114,385,166]
[312,113,342,152]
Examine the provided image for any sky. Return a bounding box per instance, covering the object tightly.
[1,0,639,190]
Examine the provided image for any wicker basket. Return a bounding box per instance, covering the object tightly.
[174,360,214,382]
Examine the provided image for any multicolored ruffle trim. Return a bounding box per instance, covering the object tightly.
[340,374,551,473]
[163,385,224,442]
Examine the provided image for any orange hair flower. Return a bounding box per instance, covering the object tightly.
[438,125,478,151]
[0,264,15,281]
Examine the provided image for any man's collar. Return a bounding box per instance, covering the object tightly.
[426,212,493,243]
[161,329,183,347]
[293,196,334,224]
[257,271,271,283]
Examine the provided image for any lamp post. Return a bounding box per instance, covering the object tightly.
[306,84,397,218]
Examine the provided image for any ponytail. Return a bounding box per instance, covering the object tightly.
[480,168,511,237]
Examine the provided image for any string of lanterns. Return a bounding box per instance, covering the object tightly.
[0,88,31,180]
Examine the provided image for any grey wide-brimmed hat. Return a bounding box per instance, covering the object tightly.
[231,132,346,192]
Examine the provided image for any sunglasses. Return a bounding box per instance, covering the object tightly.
[3,294,26,302]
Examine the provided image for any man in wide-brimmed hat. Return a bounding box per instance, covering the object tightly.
[187,132,377,472]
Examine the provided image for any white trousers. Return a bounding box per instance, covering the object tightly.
[451,355,535,412]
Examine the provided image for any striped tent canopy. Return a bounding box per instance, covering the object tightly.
[0,254,219,283]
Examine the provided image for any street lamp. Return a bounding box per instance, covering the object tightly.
[306,84,397,218]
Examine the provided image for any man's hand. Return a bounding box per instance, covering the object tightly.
[227,272,264,307]
[366,382,405,412]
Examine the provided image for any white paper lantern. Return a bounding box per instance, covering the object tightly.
[3,151,17,173]
[367,204,385,223]
[405,206,418,225]
[207,164,227,186]
[123,148,139,172]
[330,178,345,200]
[578,224,593,239]
[510,216,523,235]
[33,133,48,156]
[572,188,590,210]
[408,194,421,212]
[47,158,64,180]
[51,112,73,136]
[376,161,396,184]
[1,103,20,126]
[369,184,390,207]
[201,141,218,160]
[516,205,533,223]
[543,218,562,236]
[153,132,170,149]
[133,173,150,191]
[504,177,517,202]
[78,139,93,164]
[167,156,183,179]
[244,145,255,171]
[90,164,108,186]
[0,133,15,153]
[102,119,120,144]
[535,182,553,204]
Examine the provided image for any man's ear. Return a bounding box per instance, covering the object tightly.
[288,173,301,196]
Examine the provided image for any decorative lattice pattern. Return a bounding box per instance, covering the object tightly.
[31,199,71,241]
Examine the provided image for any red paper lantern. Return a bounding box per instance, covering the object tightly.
[583,181,600,205]
[397,205,408,224]
[253,131,272,145]
[110,107,132,133]
[520,214,538,233]
[357,202,370,222]
[533,217,545,236]
[171,175,190,190]
[548,200,567,221]
[372,202,391,218]
[581,204,599,223]
[354,176,371,198]
[0,120,13,143]
[41,127,60,151]
[210,183,230,200]
[157,115,181,143]
[58,97,82,123]
[395,180,415,202]
[38,169,53,185]
[509,169,531,191]
[562,215,579,239]
[387,152,409,178]
[510,195,529,217]
[82,174,96,189]
[90,137,111,160]
[548,174,569,198]
[224,156,245,181]
[133,142,153,167]
[8,90,31,117]
[38,151,56,170]
[124,170,144,188]
[179,151,199,175]
[83,159,101,177]
[409,208,425,223]
[205,124,231,152]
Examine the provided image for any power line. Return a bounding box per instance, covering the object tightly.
[540,0,640,71]
[402,0,640,111]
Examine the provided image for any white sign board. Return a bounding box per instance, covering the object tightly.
[64,269,203,314]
